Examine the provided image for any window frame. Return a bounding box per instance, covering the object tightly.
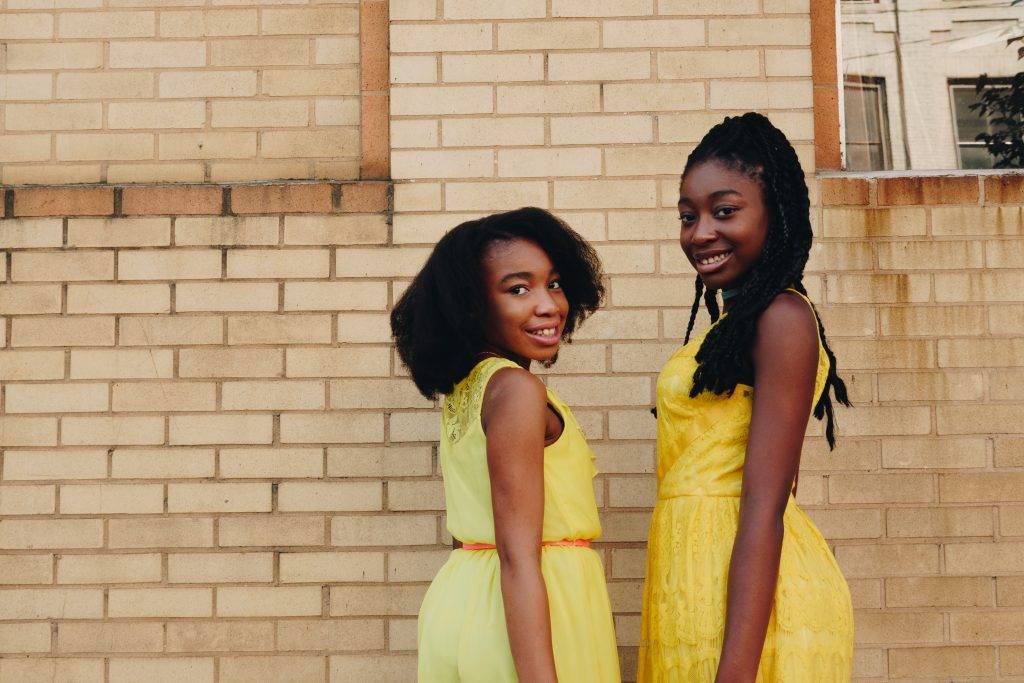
[843,75,893,171]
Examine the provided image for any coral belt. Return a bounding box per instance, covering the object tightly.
[460,539,591,550]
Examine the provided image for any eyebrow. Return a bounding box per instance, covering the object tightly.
[498,269,558,284]
[678,188,742,205]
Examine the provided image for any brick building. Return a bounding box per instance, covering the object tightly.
[0,0,1022,681]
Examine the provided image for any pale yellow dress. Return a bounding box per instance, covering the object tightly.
[418,356,621,682]
[638,290,854,682]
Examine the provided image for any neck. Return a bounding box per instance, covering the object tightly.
[720,286,740,313]
[479,346,530,370]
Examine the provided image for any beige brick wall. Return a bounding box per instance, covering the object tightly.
[0,1,362,185]
[0,2,1022,682]
[388,3,1024,681]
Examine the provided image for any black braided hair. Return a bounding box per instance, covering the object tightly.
[681,112,850,449]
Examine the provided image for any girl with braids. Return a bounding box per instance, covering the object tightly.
[393,208,620,682]
[638,112,853,682]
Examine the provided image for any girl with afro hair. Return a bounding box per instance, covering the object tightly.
[392,207,620,682]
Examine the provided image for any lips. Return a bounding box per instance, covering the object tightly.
[693,249,732,275]
[525,324,561,347]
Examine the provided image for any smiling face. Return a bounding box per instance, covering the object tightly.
[480,237,569,368]
[678,159,770,291]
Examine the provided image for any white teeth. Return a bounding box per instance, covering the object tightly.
[530,328,556,337]
[698,252,730,266]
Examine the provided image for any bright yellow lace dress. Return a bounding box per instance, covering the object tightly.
[638,290,853,682]
[418,357,621,682]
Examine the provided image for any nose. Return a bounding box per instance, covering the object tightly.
[691,215,717,245]
[534,287,558,315]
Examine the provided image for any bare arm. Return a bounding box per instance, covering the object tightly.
[483,367,558,683]
[715,294,819,682]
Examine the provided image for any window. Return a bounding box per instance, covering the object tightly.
[844,76,892,171]
[950,79,1011,169]
[836,0,1024,171]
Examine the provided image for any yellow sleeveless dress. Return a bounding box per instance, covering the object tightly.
[638,290,853,682]
[418,356,621,682]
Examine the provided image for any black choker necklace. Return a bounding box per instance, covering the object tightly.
[721,287,741,301]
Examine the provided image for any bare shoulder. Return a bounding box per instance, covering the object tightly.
[753,291,818,365]
[481,365,547,424]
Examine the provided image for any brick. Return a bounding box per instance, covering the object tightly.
[826,273,930,304]
[0,659,103,681]
[877,240,982,271]
[210,37,308,66]
[261,130,360,159]
[67,284,170,315]
[442,54,543,83]
[339,183,389,213]
[993,368,1024,400]
[940,472,1024,503]
[277,619,384,651]
[0,350,64,380]
[109,40,205,69]
[887,505,993,538]
[219,657,324,683]
[828,473,933,504]
[120,186,220,215]
[14,188,113,218]
[227,314,330,345]
[261,6,357,34]
[986,174,1024,202]
[391,85,492,117]
[0,218,61,249]
[1,518,100,551]
[55,133,154,161]
[58,622,162,654]
[555,180,658,210]
[836,543,939,578]
[330,584,426,616]
[0,134,51,163]
[62,415,165,445]
[57,72,152,100]
[890,646,995,677]
[877,176,980,205]
[109,587,210,617]
[68,217,169,247]
[279,551,384,582]
[442,117,543,148]
[933,206,1020,236]
[219,515,324,547]
[331,514,436,546]
[117,249,220,281]
[0,485,55,516]
[549,52,651,81]
[159,71,256,99]
[221,380,324,410]
[986,239,1024,268]
[118,316,222,346]
[317,36,359,65]
[936,270,1024,302]
[167,552,272,583]
[887,576,993,608]
[159,131,256,160]
[69,348,173,379]
[176,282,278,312]
[6,105,99,136]
[109,658,212,683]
[0,417,58,446]
[1003,506,1024,536]
[6,43,102,71]
[57,553,161,584]
[765,47,812,76]
[111,381,216,413]
[169,414,274,445]
[947,541,1024,574]
[284,214,387,245]
[180,348,282,378]
[0,622,51,653]
[0,555,52,585]
[12,252,112,283]
[496,84,601,114]
[230,184,332,215]
[442,181,548,212]
[709,17,808,45]
[109,517,213,548]
[604,19,703,48]
[166,622,273,653]
[330,655,417,681]
[211,99,309,128]
[283,282,388,311]
[879,305,985,337]
[552,0,652,15]
[109,448,211,479]
[107,101,206,130]
[853,610,944,645]
[881,435,985,469]
[279,412,383,444]
[327,445,431,478]
[497,148,602,178]
[0,588,102,619]
[822,207,926,238]
[262,68,358,97]
[176,216,277,246]
[391,23,491,52]
[217,586,321,617]
[226,249,329,278]
[940,338,1024,367]
[553,115,655,146]
[938,405,1024,435]
[58,10,152,38]
[391,55,438,85]
[495,20,598,50]
[222,448,320,480]
[5,383,108,414]
[3,449,105,481]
